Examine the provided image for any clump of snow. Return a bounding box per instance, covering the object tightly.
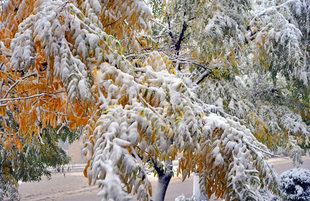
[78,79,91,100]
[2,0,12,13]
[280,168,310,201]
[175,195,195,201]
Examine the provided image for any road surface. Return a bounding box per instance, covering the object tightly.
[18,156,310,201]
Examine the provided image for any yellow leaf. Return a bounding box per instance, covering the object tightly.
[102,110,110,114]
[180,110,184,119]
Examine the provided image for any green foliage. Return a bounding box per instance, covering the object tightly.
[0,118,78,199]
[1,0,308,200]
[148,0,164,18]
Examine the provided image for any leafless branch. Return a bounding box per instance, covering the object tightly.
[175,21,188,56]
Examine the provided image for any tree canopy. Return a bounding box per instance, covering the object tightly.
[0,0,309,200]
[150,0,310,165]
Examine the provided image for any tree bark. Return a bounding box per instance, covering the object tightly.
[153,159,173,201]
[154,170,173,201]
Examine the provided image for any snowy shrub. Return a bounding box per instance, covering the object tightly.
[280,168,310,201]
[258,189,280,201]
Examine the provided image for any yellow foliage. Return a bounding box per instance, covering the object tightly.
[0,1,281,200]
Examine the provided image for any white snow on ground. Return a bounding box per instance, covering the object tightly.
[17,156,310,201]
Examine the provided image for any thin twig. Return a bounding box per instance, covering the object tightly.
[57,123,68,134]
[3,73,38,99]
[245,141,280,158]
[57,0,70,12]
[41,109,68,116]
[0,91,66,103]
[0,79,3,98]
[124,47,153,58]
[102,15,126,28]
[138,93,164,122]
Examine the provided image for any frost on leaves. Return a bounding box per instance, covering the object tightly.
[0,0,282,201]
[81,52,279,200]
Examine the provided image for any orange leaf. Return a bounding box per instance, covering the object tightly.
[83,160,90,178]
[4,140,12,150]
[69,122,76,130]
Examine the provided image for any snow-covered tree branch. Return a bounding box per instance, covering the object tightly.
[0,0,309,200]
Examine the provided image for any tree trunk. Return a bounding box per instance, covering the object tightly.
[154,170,173,201]
[153,158,173,201]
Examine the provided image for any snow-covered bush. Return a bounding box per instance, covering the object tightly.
[280,168,310,201]
[258,189,280,201]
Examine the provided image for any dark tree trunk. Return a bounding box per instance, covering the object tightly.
[154,170,173,201]
[153,158,173,201]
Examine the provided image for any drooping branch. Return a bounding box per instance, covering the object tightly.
[250,0,297,25]
[244,140,281,158]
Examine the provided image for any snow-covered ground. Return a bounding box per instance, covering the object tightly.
[16,155,310,201]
